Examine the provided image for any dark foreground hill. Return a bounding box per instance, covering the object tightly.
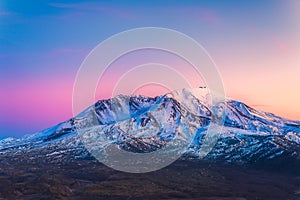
[0,152,299,200]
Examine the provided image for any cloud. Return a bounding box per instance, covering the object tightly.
[249,104,271,108]
[275,39,294,55]
[51,48,88,56]
[192,8,221,25]
[49,2,134,18]
[48,3,78,9]
[0,11,15,16]
[169,7,222,25]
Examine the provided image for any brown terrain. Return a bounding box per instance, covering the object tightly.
[0,154,299,200]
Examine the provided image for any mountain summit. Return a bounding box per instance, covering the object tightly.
[0,88,299,166]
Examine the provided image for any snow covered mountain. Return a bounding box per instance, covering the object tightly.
[0,87,299,165]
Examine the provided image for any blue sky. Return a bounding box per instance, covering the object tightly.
[1,0,299,139]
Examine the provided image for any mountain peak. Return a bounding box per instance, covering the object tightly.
[0,88,299,164]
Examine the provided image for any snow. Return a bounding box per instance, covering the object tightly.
[0,87,299,163]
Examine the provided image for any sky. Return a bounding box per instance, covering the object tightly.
[0,0,300,139]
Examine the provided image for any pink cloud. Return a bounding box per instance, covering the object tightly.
[194,8,221,25]
[169,7,222,25]
[275,39,294,55]
[266,35,297,55]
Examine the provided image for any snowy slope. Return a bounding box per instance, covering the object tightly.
[0,87,299,163]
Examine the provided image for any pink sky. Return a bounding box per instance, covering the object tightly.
[1,0,299,138]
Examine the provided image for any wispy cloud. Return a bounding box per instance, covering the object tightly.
[250,104,271,108]
[51,47,88,56]
[274,39,294,55]
[168,7,223,25]
[49,2,134,19]
[0,11,15,16]
[191,8,221,25]
[0,53,7,58]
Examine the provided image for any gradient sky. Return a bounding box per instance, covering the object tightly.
[0,0,300,139]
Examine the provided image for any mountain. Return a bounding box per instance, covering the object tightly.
[0,87,299,168]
